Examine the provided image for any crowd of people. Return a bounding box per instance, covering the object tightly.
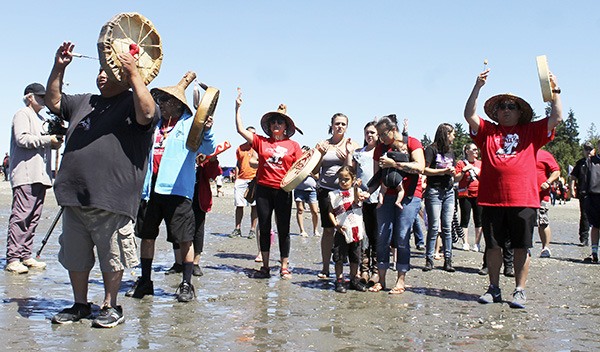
[7,40,600,330]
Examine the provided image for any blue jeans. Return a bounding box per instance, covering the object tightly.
[412,214,424,246]
[376,195,421,273]
[425,187,455,259]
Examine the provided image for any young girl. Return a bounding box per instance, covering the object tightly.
[328,165,370,293]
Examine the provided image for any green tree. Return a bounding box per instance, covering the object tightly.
[421,134,431,148]
[452,122,471,158]
[586,122,599,146]
[545,109,581,178]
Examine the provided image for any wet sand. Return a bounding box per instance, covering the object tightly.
[1,180,599,351]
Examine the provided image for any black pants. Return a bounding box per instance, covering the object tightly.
[256,184,292,257]
[360,202,378,274]
[578,197,590,243]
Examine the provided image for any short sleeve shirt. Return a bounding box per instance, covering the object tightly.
[252,135,302,189]
[236,144,258,180]
[536,149,560,202]
[374,136,424,199]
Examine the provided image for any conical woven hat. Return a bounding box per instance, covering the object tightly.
[151,71,196,115]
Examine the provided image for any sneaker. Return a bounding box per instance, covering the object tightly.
[51,302,92,324]
[422,258,434,272]
[472,244,480,252]
[229,228,242,238]
[335,278,347,293]
[5,261,28,274]
[478,266,488,276]
[247,230,256,239]
[416,243,425,251]
[22,258,47,270]
[192,264,204,277]
[125,278,154,299]
[504,266,515,277]
[176,281,196,302]
[478,285,502,304]
[92,306,124,328]
[583,253,599,263]
[165,263,183,275]
[300,231,309,237]
[254,266,271,279]
[540,248,551,258]
[462,243,470,251]
[349,277,368,292]
[579,239,590,247]
[508,288,527,309]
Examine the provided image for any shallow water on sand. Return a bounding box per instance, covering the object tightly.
[1,182,599,351]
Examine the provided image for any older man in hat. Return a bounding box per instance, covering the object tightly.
[464,68,562,309]
[126,72,215,303]
[5,83,63,274]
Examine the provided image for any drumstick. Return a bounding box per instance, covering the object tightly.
[483,58,488,71]
[237,87,242,100]
[72,52,98,60]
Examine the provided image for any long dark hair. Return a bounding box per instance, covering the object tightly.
[363,120,377,147]
[374,114,398,136]
[433,123,454,154]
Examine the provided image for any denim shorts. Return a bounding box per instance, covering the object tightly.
[294,189,317,204]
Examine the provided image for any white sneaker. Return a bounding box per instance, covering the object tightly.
[5,261,29,274]
[22,258,47,269]
[300,231,309,237]
[472,244,480,252]
[462,243,470,251]
[540,248,551,258]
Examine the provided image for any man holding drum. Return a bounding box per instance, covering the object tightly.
[464,68,562,309]
[47,41,159,328]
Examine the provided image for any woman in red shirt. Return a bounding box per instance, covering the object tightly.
[455,142,483,252]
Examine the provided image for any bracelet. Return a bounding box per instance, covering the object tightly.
[552,88,561,94]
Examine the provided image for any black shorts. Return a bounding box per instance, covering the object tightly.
[481,206,536,249]
[584,194,600,228]
[136,193,195,244]
[332,231,361,264]
[317,187,335,228]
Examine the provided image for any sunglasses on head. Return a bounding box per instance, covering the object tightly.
[498,103,518,110]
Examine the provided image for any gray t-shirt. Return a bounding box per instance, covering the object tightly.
[54,91,159,219]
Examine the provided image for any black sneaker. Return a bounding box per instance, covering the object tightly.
[478,266,488,276]
[478,284,502,304]
[335,278,347,293]
[583,253,599,263]
[51,302,92,324]
[176,281,196,302]
[504,266,515,277]
[165,263,183,275]
[192,264,204,277]
[125,278,154,299]
[422,258,434,272]
[92,306,124,328]
[349,277,368,292]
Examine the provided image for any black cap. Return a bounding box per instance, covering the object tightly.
[24,83,45,96]
[583,141,594,151]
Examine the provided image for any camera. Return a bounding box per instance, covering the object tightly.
[45,110,68,136]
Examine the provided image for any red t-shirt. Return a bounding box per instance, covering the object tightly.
[152,118,178,175]
[455,159,482,198]
[471,117,553,207]
[252,135,302,189]
[536,149,560,202]
[373,136,423,199]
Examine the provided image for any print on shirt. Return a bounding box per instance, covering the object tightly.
[77,116,91,131]
[436,153,453,168]
[496,133,519,157]
[265,145,288,170]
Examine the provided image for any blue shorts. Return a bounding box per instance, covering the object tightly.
[294,189,317,204]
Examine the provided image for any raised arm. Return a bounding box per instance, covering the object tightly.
[235,90,254,144]
[45,42,74,115]
[118,53,156,126]
[547,73,563,133]
[464,69,489,134]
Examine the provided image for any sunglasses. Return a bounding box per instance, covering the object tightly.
[269,117,285,125]
[154,94,172,104]
[498,103,518,111]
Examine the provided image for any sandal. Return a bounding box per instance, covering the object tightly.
[254,266,271,279]
[368,282,385,292]
[317,271,330,279]
[280,268,292,280]
[389,286,405,295]
[254,254,263,262]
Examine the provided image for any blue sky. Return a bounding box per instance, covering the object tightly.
[2,1,598,167]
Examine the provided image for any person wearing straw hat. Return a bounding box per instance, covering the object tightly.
[126,71,216,303]
[46,41,159,328]
[464,68,562,309]
[235,94,303,280]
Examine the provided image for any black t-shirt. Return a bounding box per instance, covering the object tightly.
[54,91,159,219]
[425,145,455,190]
[571,157,588,198]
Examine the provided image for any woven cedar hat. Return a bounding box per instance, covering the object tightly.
[150,71,195,115]
[260,104,303,137]
[484,93,534,124]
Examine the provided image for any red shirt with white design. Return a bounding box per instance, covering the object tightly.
[471,117,553,207]
[373,136,424,199]
[455,159,482,198]
[329,188,364,243]
[152,118,178,175]
[536,149,560,202]
[252,135,302,189]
